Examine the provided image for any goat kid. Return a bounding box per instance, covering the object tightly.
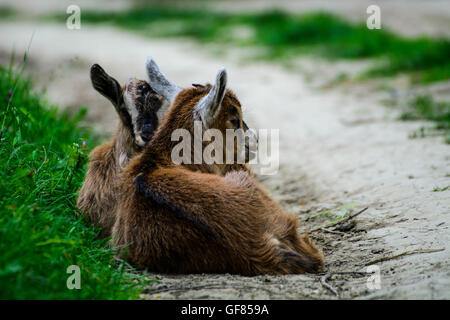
[77,64,165,237]
[112,59,324,275]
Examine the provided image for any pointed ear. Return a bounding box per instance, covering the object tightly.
[145,57,181,106]
[196,68,227,128]
[90,64,133,130]
[90,64,123,106]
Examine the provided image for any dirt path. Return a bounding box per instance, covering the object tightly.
[1,20,448,299]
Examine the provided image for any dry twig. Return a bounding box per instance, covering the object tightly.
[320,273,339,297]
[366,248,444,265]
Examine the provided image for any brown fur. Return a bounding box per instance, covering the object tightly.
[113,85,324,275]
[77,122,137,237]
[77,64,164,237]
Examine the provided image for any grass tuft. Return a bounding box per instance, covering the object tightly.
[400,95,450,143]
[432,186,449,192]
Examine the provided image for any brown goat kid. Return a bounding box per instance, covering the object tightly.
[77,64,165,237]
[112,59,324,275]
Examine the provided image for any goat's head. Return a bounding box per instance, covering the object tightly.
[145,58,257,164]
[90,64,165,149]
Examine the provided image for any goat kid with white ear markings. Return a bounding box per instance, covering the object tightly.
[146,58,255,175]
[112,58,324,275]
[77,64,166,238]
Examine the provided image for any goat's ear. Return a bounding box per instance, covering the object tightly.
[90,64,132,129]
[145,57,181,106]
[195,67,227,128]
[90,64,123,107]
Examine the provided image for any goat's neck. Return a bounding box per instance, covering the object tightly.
[113,122,136,169]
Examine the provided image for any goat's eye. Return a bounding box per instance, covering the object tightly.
[138,83,148,91]
[230,119,240,127]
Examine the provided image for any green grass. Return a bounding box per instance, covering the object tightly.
[306,202,358,231]
[400,95,450,143]
[0,60,147,299]
[432,185,449,192]
[306,201,356,221]
[0,6,15,19]
[71,6,450,83]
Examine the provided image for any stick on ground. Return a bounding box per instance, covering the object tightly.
[366,248,445,266]
[320,273,339,297]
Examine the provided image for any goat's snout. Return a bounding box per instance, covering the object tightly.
[141,123,154,142]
